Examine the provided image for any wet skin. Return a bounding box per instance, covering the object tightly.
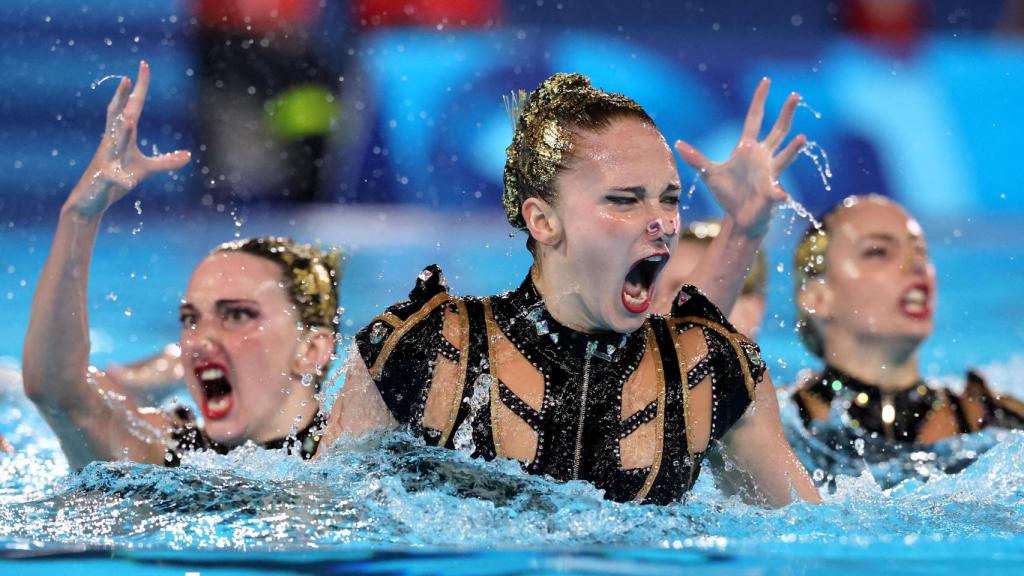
[810,197,935,351]
[180,252,323,446]
[529,118,681,334]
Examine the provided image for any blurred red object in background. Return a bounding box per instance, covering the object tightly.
[197,0,322,34]
[844,0,925,46]
[355,0,502,28]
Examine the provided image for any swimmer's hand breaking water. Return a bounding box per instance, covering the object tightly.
[654,78,808,316]
[675,77,805,238]
[67,61,191,218]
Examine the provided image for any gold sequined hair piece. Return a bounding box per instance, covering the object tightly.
[213,236,343,330]
[792,200,852,358]
[502,73,654,230]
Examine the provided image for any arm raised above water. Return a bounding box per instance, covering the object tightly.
[21,62,191,468]
[657,78,805,315]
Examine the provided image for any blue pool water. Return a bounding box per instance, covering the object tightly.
[0,206,1022,574]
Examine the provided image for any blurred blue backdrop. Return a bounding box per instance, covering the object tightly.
[0,0,1021,220]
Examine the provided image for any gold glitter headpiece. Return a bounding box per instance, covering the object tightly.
[792,204,845,358]
[214,236,343,329]
[502,73,652,230]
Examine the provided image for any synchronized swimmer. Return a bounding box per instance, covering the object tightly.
[17,62,1017,507]
[22,62,340,468]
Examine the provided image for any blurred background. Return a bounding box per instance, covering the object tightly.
[0,0,1021,382]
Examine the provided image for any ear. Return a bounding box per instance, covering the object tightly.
[797,277,833,324]
[291,327,336,379]
[521,196,562,247]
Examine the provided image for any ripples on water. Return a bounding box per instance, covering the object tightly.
[1,358,1024,564]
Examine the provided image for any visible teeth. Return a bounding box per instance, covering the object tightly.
[200,368,224,381]
[904,288,927,304]
[207,396,230,412]
[645,255,664,263]
[624,287,649,306]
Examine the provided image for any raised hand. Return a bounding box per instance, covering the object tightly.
[675,78,805,237]
[67,61,191,217]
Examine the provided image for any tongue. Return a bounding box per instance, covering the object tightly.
[203,394,233,420]
[623,277,644,298]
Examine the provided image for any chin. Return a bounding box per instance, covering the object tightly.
[202,418,247,447]
[605,308,648,334]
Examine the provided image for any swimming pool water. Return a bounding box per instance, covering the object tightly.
[0,206,1022,574]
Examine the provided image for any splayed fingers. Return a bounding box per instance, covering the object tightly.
[764,92,801,151]
[740,77,771,143]
[74,62,190,215]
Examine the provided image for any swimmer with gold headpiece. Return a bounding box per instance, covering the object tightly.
[791,195,1024,476]
[322,72,820,506]
[22,63,341,468]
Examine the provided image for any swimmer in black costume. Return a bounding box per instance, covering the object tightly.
[322,73,820,506]
[791,195,1024,472]
[22,63,338,468]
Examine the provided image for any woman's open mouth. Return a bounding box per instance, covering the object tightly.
[622,253,669,314]
[194,362,234,420]
[899,283,932,319]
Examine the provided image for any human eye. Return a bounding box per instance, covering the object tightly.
[606,195,638,205]
[221,305,259,330]
[178,311,198,329]
[862,245,889,258]
[661,194,681,206]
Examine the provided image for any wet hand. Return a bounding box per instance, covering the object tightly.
[675,78,805,237]
[67,61,191,217]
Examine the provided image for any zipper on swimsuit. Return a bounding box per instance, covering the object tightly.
[572,341,597,480]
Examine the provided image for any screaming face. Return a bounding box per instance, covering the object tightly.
[178,252,320,446]
[535,117,681,333]
[818,196,937,347]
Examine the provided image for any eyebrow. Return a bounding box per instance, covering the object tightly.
[610,183,683,195]
[178,299,260,312]
[858,233,898,244]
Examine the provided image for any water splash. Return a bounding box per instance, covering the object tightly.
[4,357,1024,563]
[798,140,833,192]
[797,101,823,119]
[90,75,125,91]
[780,197,823,230]
[681,173,700,211]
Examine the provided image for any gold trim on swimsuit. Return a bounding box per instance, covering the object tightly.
[673,316,757,401]
[437,299,471,447]
[369,292,451,380]
[634,323,666,503]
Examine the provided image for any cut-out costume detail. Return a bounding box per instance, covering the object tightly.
[356,265,766,504]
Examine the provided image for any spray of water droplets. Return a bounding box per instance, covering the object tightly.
[90,75,126,91]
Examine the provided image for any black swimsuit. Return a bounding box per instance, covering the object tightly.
[356,265,766,504]
[794,365,1024,447]
[164,408,325,466]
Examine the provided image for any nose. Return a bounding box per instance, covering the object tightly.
[905,249,929,275]
[646,216,679,240]
[182,320,218,359]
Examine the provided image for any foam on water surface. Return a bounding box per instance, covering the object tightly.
[1,358,1024,571]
